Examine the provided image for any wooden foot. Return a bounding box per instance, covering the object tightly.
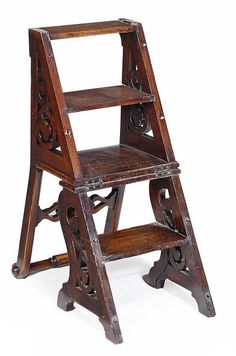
[143,177,215,317]
[12,166,43,278]
[143,248,215,317]
[58,188,123,344]
[143,274,165,289]
[57,284,75,311]
[143,250,168,289]
[191,287,215,317]
[99,316,123,344]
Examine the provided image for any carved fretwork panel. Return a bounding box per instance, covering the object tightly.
[149,178,186,234]
[120,31,168,160]
[168,247,187,271]
[58,188,122,342]
[66,206,96,296]
[58,190,97,299]
[146,246,188,284]
[155,186,176,230]
[129,33,152,94]
[144,173,215,317]
[36,62,61,153]
[145,177,189,285]
[128,104,151,135]
[129,36,149,93]
[29,30,81,179]
[130,64,141,90]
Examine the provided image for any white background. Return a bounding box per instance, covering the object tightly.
[1,1,235,355]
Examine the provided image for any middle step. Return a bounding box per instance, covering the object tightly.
[64,85,154,112]
[28,222,189,274]
[71,145,180,191]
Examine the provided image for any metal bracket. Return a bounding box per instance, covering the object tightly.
[155,167,181,179]
[84,177,104,191]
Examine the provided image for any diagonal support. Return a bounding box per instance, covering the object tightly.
[143,177,215,317]
[57,188,123,344]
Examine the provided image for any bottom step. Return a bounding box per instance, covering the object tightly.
[100,223,189,262]
[25,223,189,275]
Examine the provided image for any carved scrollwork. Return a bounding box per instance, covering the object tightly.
[89,189,117,214]
[130,65,140,89]
[36,107,60,149]
[36,202,59,226]
[38,87,50,107]
[128,105,151,135]
[143,246,187,288]
[144,179,188,288]
[168,247,187,271]
[66,206,95,296]
[157,188,176,230]
[36,64,60,151]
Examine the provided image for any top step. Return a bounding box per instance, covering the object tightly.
[41,20,137,40]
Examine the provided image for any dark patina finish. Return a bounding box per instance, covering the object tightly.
[12,19,215,344]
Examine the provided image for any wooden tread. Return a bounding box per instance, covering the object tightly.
[71,145,180,191]
[28,223,189,274]
[64,85,154,113]
[41,20,136,40]
[100,222,189,262]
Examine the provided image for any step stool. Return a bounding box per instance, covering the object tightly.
[12,19,215,344]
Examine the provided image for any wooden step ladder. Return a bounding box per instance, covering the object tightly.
[12,19,215,344]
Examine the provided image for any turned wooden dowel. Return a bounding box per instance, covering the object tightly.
[29,253,69,275]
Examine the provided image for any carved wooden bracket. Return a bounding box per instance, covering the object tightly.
[35,189,119,227]
[36,63,61,152]
[89,189,118,214]
[36,202,59,226]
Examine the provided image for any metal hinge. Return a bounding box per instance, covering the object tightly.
[155,167,180,178]
[84,178,104,190]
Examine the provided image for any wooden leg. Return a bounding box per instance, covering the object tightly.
[58,188,123,344]
[104,185,125,233]
[12,165,43,278]
[143,177,215,317]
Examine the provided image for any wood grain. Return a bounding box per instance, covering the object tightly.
[100,222,188,261]
[79,144,166,176]
[64,85,154,113]
[42,20,136,40]
[26,221,189,270]
[13,19,215,345]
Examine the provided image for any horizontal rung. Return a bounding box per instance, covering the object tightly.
[28,223,188,275]
[41,20,136,40]
[100,223,189,262]
[64,85,154,113]
[29,253,68,275]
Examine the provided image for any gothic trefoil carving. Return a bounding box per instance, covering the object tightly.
[36,62,61,151]
[66,206,96,296]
